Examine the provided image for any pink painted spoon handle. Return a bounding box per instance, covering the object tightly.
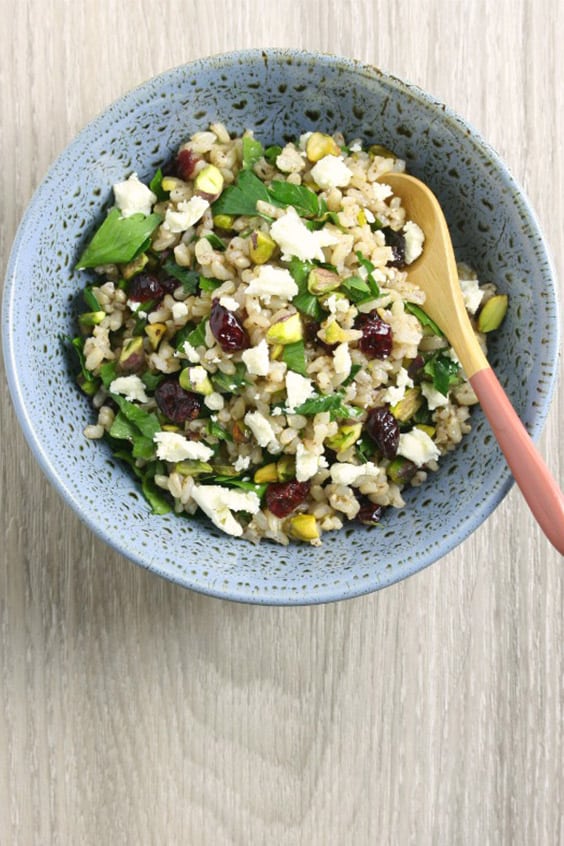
[470,367,564,554]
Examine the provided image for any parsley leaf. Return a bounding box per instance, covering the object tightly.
[288,257,325,321]
[355,250,380,297]
[264,145,282,165]
[341,363,362,387]
[293,391,362,421]
[174,319,208,351]
[211,362,249,394]
[204,233,226,251]
[76,208,163,269]
[63,335,99,392]
[340,275,372,303]
[212,169,270,216]
[404,302,444,337]
[423,352,460,395]
[83,286,102,311]
[242,136,265,169]
[162,258,200,294]
[281,339,307,376]
[149,168,168,202]
[268,180,327,219]
[198,276,223,293]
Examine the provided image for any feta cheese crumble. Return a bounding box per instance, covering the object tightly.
[382,367,414,405]
[241,339,270,376]
[310,155,353,191]
[109,375,149,404]
[244,411,278,450]
[164,196,209,233]
[296,443,328,482]
[459,277,484,315]
[420,381,450,410]
[333,342,352,380]
[218,295,240,312]
[285,372,315,412]
[329,462,382,486]
[270,207,338,262]
[182,341,201,363]
[153,432,214,462]
[113,173,156,218]
[191,484,260,537]
[403,221,425,264]
[397,428,440,467]
[245,264,298,303]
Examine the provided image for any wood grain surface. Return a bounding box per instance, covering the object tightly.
[1,1,562,844]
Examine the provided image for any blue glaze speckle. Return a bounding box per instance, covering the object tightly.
[2,49,560,604]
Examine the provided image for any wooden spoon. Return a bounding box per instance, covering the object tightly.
[382,171,564,554]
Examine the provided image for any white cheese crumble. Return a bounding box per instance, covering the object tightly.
[171,301,188,320]
[333,342,352,379]
[285,372,315,412]
[218,295,240,312]
[245,264,299,303]
[182,341,201,363]
[241,339,270,376]
[397,428,440,467]
[191,484,260,537]
[459,277,484,315]
[373,182,394,203]
[163,196,209,233]
[403,221,425,264]
[204,391,224,411]
[243,411,278,449]
[233,455,251,473]
[295,443,328,482]
[420,381,450,410]
[187,366,208,389]
[310,155,353,190]
[270,207,338,262]
[382,367,414,405]
[364,208,376,224]
[329,461,382,486]
[153,432,214,462]
[108,375,149,404]
[325,294,350,316]
[113,173,156,218]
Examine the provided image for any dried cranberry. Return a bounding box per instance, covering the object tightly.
[407,354,424,380]
[364,407,399,458]
[154,378,202,424]
[356,498,384,525]
[381,226,406,268]
[265,480,311,518]
[355,312,393,359]
[304,320,335,352]
[209,300,250,352]
[128,273,165,303]
[175,149,199,181]
[159,275,181,295]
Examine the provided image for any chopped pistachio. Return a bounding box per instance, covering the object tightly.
[144,322,167,351]
[269,344,284,361]
[307,266,341,295]
[213,213,235,230]
[390,387,423,422]
[194,164,224,201]
[178,366,213,395]
[369,143,396,159]
[477,294,508,332]
[276,455,296,482]
[414,423,436,438]
[305,132,341,162]
[289,513,320,541]
[254,463,279,484]
[161,176,185,192]
[317,316,354,345]
[357,209,367,226]
[249,230,276,264]
[386,456,417,485]
[120,252,149,280]
[266,313,303,345]
[79,310,106,328]
[325,422,363,452]
[212,464,240,477]
[175,460,213,476]
[118,336,145,371]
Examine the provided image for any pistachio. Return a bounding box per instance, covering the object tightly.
[477,294,508,333]
[269,344,284,361]
[194,164,224,202]
[390,387,423,422]
[231,421,248,443]
[386,456,417,485]
[289,513,320,541]
[305,132,341,162]
[307,266,341,295]
[144,322,167,351]
[174,460,213,476]
[254,463,279,484]
[414,423,436,438]
[317,317,349,345]
[178,366,213,395]
[325,422,363,452]
[369,143,396,159]
[266,313,303,345]
[249,230,276,264]
[79,310,106,328]
[161,176,184,192]
[118,336,145,371]
[212,463,239,477]
[276,455,296,482]
[120,252,149,280]
[212,213,235,230]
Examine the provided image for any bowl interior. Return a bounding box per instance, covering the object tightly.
[3,49,559,604]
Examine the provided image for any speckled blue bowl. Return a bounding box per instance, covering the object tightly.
[2,49,560,604]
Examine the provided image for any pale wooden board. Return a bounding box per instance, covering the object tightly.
[1,1,562,844]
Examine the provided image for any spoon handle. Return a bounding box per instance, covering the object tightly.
[470,367,564,554]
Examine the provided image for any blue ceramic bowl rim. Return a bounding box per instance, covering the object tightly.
[2,48,560,604]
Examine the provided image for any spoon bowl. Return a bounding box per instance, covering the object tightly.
[383,172,564,554]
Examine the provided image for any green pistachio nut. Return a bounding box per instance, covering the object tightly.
[305,132,341,162]
[477,294,508,333]
[390,387,423,423]
[266,313,303,345]
[307,267,341,295]
[178,366,213,395]
[194,164,224,202]
[118,336,145,371]
[325,422,363,452]
[249,230,276,264]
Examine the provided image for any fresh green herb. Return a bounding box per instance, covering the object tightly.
[205,233,226,251]
[83,286,101,311]
[141,476,173,514]
[212,169,270,217]
[110,394,161,440]
[288,258,325,321]
[208,476,267,499]
[162,258,200,294]
[242,136,265,169]
[149,168,168,202]
[99,361,118,388]
[341,363,362,387]
[355,435,375,464]
[268,180,328,219]
[423,352,460,395]
[174,319,208,351]
[355,250,380,297]
[211,362,249,394]
[206,419,233,442]
[340,275,372,303]
[404,302,444,337]
[75,208,163,269]
[263,144,282,165]
[198,276,223,293]
[281,339,307,376]
[141,370,165,392]
[293,391,362,421]
[64,335,99,393]
[109,412,154,460]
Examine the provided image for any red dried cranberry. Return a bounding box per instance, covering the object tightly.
[356,498,384,525]
[175,149,199,181]
[380,226,407,268]
[355,312,393,359]
[407,354,425,380]
[209,300,250,352]
[364,407,399,458]
[159,275,181,295]
[154,378,202,424]
[265,480,310,518]
[127,273,165,303]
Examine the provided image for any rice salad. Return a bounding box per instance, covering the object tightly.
[71,124,503,545]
